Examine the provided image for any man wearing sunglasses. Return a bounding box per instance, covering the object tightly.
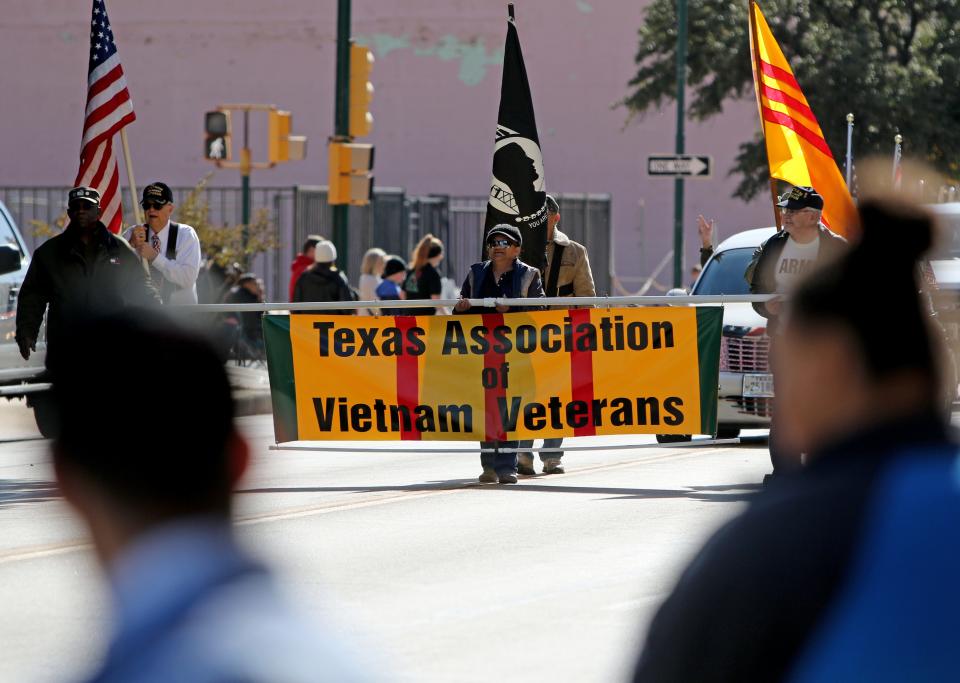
[124,182,202,304]
[744,185,847,481]
[455,224,544,484]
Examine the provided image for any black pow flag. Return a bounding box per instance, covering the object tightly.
[483,4,548,273]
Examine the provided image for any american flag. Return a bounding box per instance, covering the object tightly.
[74,0,136,233]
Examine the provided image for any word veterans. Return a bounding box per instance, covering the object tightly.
[312,395,686,434]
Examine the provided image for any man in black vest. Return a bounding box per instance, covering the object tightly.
[125,182,201,304]
[518,195,596,476]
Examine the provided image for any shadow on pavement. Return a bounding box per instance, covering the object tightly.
[240,480,761,503]
[0,479,60,508]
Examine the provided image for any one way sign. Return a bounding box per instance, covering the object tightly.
[647,155,712,178]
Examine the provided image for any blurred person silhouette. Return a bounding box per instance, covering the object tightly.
[633,198,957,683]
[292,239,356,315]
[403,234,445,315]
[224,272,265,358]
[49,311,367,683]
[289,234,324,301]
[358,247,386,315]
[375,255,408,317]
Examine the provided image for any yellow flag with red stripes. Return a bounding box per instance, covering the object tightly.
[749,1,858,237]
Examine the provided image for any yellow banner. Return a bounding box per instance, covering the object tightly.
[264,307,722,442]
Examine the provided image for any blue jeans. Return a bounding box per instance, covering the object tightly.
[480,440,533,474]
[540,437,564,461]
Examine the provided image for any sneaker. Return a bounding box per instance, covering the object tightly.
[542,458,565,474]
[498,472,519,484]
[478,469,498,483]
[517,453,536,476]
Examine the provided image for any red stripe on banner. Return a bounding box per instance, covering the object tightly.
[394,316,422,440]
[761,107,835,158]
[759,82,816,124]
[481,313,507,442]
[568,308,597,437]
[759,59,801,92]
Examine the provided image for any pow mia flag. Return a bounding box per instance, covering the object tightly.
[483,4,548,273]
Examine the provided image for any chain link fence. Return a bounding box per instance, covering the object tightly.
[0,186,611,301]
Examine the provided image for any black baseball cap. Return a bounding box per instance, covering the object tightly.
[141,182,173,206]
[382,256,407,277]
[68,186,101,206]
[487,224,522,247]
[778,186,824,211]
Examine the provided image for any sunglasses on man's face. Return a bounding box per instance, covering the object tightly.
[487,239,516,248]
[141,201,168,211]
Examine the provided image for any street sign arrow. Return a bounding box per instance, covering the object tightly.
[647,155,712,178]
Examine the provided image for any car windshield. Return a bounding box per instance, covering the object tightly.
[932,212,960,259]
[0,210,23,256]
[692,247,754,295]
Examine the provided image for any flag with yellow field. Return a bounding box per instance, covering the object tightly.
[749,1,858,236]
[263,308,722,443]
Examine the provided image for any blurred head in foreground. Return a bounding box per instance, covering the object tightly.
[774,198,945,456]
[49,309,247,564]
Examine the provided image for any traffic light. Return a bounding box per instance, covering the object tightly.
[349,45,374,138]
[328,141,374,206]
[204,110,231,161]
[268,110,292,164]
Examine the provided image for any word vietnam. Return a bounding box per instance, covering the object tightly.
[313,315,676,358]
[312,394,686,434]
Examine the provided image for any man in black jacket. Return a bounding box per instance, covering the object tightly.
[15,186,160,361]
[745,186,847,479]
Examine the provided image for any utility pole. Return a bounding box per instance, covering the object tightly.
[672,0,688,289]
[241,109,251,255]
[332,0,352,268]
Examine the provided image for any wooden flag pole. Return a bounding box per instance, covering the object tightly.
[120,128,143,227]
[119,128,149,275]
[748,0,782,230]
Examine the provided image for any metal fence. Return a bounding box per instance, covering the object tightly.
[0,186,611,301]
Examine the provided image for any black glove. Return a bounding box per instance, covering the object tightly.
[16,335,35,361]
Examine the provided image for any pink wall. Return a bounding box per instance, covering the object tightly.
[1,0,773,283]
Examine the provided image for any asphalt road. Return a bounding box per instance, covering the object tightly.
[0,402,771,682]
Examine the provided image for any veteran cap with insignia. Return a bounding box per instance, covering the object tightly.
[141,182,173,206]
[777,185,824,211]
[67,186,101,206]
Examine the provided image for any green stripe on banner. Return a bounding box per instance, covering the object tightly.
[695,307,723,435]
[263,315,298,442]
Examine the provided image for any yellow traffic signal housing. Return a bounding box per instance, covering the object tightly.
[268,110,292,163]
[349,45,374,138]
[329,141,375,206]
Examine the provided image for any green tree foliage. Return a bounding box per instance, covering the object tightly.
[622,0,960,199]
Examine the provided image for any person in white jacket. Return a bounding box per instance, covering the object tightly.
[124,182,201,304]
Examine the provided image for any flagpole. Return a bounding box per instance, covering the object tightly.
[844,113,854,189]
[120,129,143,226]
[892,133,903,189]
[748,0,781,229]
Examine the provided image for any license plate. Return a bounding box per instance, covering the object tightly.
[742,373,775,398]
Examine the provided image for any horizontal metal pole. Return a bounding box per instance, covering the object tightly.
[0,383,51,396]
[268,437,740,454]
[175,294,776,314]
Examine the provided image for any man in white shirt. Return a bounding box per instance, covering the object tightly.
[125,182,201,304]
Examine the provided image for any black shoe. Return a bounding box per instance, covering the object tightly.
[498,472,518,484]
[479,469,498,484]
[542,458,564,474]
[517,454,536,476]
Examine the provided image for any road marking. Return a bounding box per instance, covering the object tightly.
[0,445,745,565]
